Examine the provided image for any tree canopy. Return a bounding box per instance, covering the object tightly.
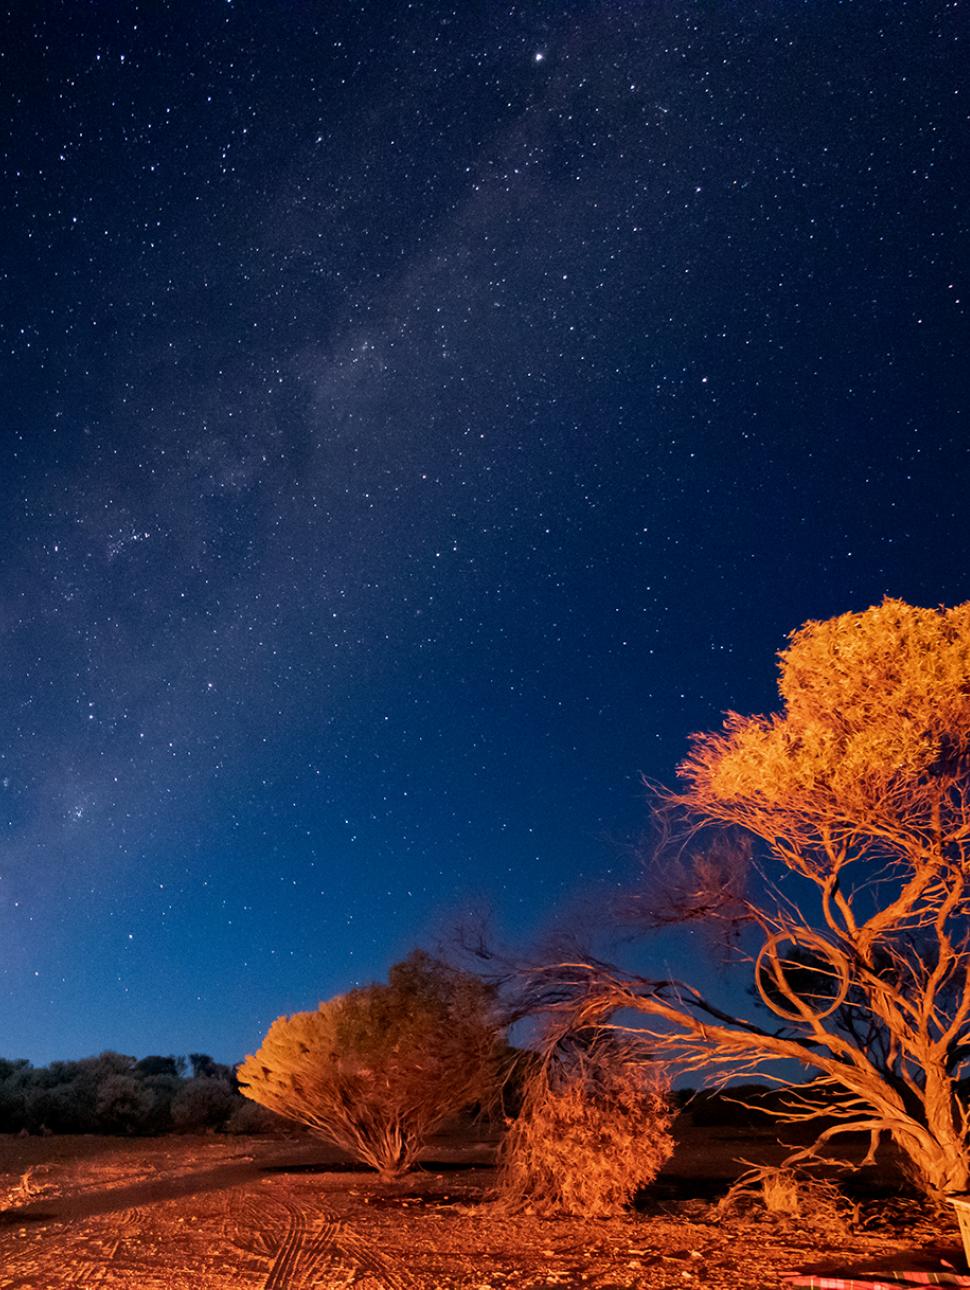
[545,599,970,1197]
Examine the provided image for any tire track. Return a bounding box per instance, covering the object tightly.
[261,1212,303,1289]
[230,1194,284,1261]
[254,1191,418,1289]
[337,1224,417,1290]
[260,1194,342,1290]
[287,1216,346,1287]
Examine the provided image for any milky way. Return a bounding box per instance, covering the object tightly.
[1,2,967,1061]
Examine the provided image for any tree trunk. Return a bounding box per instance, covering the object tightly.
[895,1127,969,1198]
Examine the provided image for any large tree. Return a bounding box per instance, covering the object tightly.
[551,599,970,1197]
[238,950,504,1180]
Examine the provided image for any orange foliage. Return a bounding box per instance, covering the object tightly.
[551,601,970,1198]
[238,952,503,1180]
[679,598,970,853]
[497,1040,674,1216]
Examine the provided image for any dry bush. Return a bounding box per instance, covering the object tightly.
[497,1040,674,1216]
[238,950,504,1179]
[717,1163,858,1234]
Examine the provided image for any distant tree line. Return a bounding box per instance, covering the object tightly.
[0,1051,280,1136]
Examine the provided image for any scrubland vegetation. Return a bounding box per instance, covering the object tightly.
[4,599,970,1283]
[0,1050,279,1137]
[496,1035,675,1216]
[517,599,970,1204]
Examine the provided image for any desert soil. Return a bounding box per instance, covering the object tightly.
[0,1126,961,1289]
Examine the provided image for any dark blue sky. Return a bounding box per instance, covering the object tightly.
[0,1,967,1064]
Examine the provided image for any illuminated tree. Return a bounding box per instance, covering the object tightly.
[549,600,970,1197]
[237,951,504,1180]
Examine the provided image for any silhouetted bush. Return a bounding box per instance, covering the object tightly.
[224,1099,288,1135]
[171,1078,236,1132]
[96,1075,157,1134]
[24,1084,88,1134]
[0,1048,256,1136]
[134,1055,186,1079]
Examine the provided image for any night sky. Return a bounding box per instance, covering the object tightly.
[1,1,967,1065]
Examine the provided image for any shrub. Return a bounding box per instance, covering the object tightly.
[134,1055,185,1079]
[224,1098,287,1135]
[717,1163,859,1233]
[24,1084,87,1135]
[188,1053,232,1081]
[237,950,504,1178]
[170,1077,236,1132]
[0,1050,254,1136]
[95,1075,156,1135]
[497,1038,675,1216]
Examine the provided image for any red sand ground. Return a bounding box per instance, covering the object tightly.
[0,1126,960,1288]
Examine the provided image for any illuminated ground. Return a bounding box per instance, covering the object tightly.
[0,1129,958,1288]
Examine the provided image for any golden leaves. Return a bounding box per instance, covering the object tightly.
[677,599,970,848]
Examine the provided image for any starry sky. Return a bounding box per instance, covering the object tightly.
[1,1,967,1065]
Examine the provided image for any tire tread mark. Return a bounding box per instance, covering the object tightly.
[262,1217,302,1290]
[336,1225,417,1290]
[261,1195,344,1290]
[255,1191,418,1290]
